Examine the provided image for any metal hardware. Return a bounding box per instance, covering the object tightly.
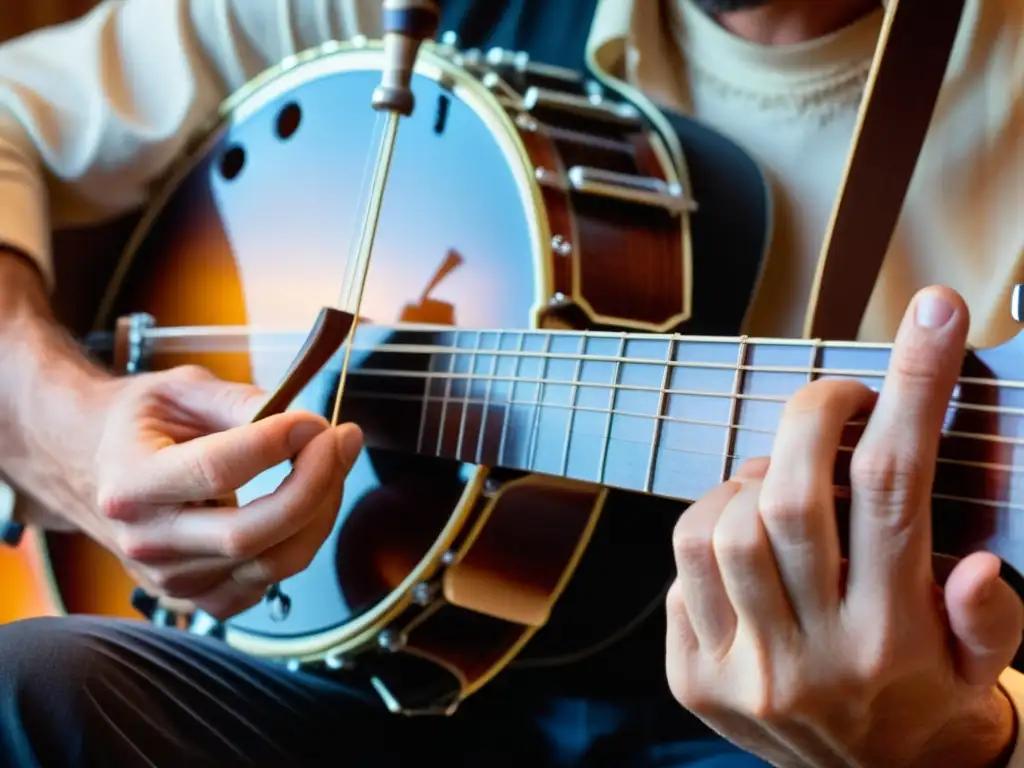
[1012,284,1023,323]
[325,649,354,671]
[534,165,697,215]
[264,583,292,622]
[114,312,156,374]
[550,293,568,306]
[0,481,24,547]
[370,676,461,716]
[129,587,178,627]
[441,549,457,565]
[188,610,226,639]
[439,30,459,51]
[515,113,539,132]
[551,235,573,257]
[535,167,561,188]
[411,581,440,606]
[584,79,604,100]
[481,72,523,108]
[285,658,302,673]
[568,166,697,214]
[377,629,407,652]
[523,86,641,128]
[484,47,582,84]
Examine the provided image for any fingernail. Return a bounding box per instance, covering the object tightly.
[289,420,325,452]
[915,289,955,329]
[338,426,364,467]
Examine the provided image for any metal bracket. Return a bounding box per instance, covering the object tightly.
[370,676,461,717]
[113,312,156,374]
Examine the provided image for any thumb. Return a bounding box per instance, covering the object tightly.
[154,366,269,429]
[945,552,1024,686]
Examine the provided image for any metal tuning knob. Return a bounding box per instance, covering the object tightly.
[1012,284,1023,323]
[372,0,441,115]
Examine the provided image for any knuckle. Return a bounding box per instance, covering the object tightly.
[115,528,148,562]
[732,456,769,479]
[144,567,174,593]
[672,519,713,564]
[747,688,806,725]
[185,453,233,494]
[758,494,817,539]
[849,447,923,505]
[669,679,712,714]
[712,523,762,565]
[220,528,258,560]
[96,484,140,522]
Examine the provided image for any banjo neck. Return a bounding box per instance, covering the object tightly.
[346,325,1015,510]
[94,318,1021,511]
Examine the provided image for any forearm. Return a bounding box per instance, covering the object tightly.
[0,249,111,529]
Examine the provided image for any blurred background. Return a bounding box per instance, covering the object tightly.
[1,2,96,41]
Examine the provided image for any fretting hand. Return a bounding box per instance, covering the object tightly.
[53,364,362,620]
[666,286,1023,767]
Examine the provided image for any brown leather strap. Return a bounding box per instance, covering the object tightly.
[802,0,967,340]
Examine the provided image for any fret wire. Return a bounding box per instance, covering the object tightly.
[644,336,676,493]
[475,329,502,464]
[414,350,433,455]
[352,366,1021,424]
[524,332,555,473]
[344,345,1024,392]
[454,330,482,463]
[433,340,460,458]
[559,332,588,478]
[497,331,526,468]
[720,337,749,483]
[809,339,822,386]
[597,333,628,485]
[346,389,1024,461]
[133,326,1024,391]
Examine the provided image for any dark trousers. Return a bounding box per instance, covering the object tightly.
[0,615,769,767]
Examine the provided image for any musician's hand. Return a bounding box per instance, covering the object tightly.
[72,365,362,620]
[666,286,1022,767]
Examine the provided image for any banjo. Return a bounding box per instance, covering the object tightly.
[4,0,1014,718]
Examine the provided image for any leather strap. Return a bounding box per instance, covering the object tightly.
[802,0,967,340]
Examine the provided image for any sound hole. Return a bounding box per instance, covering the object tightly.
[219,145,246,181]
[276,102,302,140]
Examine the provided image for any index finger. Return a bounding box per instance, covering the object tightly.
[844,286,969,616]
[110,410,329,506]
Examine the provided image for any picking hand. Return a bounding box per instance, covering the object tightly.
[666,286,1023,767]
[69,365,362,620]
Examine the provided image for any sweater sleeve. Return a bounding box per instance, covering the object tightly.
[0,0,382,289]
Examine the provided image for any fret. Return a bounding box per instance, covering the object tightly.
[597,333,628,485]
[720,337,750,482]
[559,332,588,477]
[497,331,526,468]
[524,332,555,472]
[433,339,460,457]
[644,336,676,493]
[415,351,433,455]
[475,330,503,463]
[808,339,822,386]
[454,330,483,462]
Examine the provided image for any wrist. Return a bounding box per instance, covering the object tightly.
[915,686,1017,768]
[0,250,113,529]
